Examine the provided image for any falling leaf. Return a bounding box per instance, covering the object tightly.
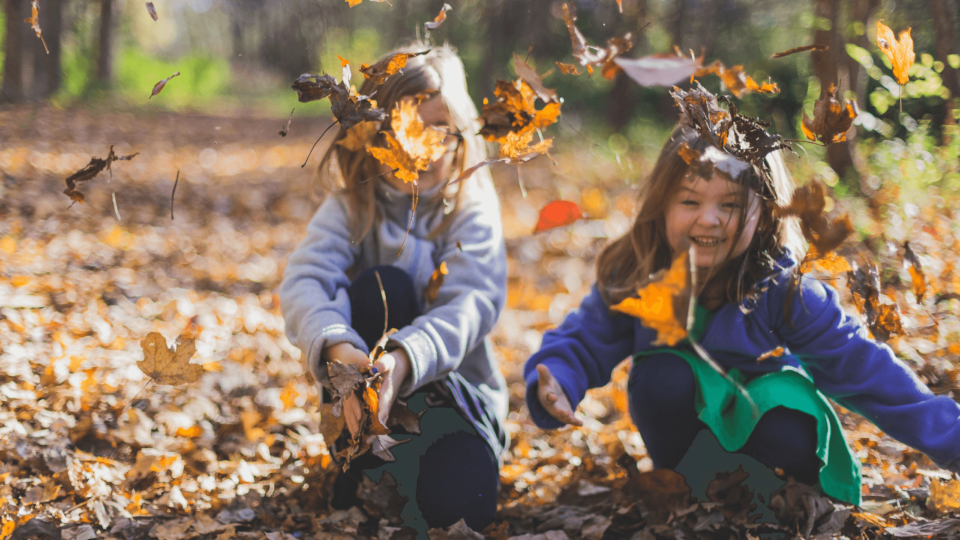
[756,346,785,362]
[498,129,553,161]
[556,62,581,75]
[876,20,915,85]
[139,332,203,385]
[799,246,851,275]
[770,44,827,58]
[368,99,447,183]
[424,261,449,304]
[24,1,48,55]
[145,2,158,22]
[694,60,779,97]
[616,52,704,87]
[386,400,426,435]
[425,4,452,31]
[904,241,927,302]
[336,121,380,151]
[513,53,559,103]
[291,73,339,103]
[611,247,693,346]
[278,108,294,137]
[561,3,634,79]
[775,181,854,257]
[615,0,623,12]
[63,145,140,203]
[533,201,584,233]
[846,262,905,341]
[360,50,430,85]
[479,78,562,142]
[150,71,181,99]
[345,0,391,6]
[801,84,858,144]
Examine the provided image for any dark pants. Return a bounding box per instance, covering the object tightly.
[628,352,822,485]
[330,265,499,536]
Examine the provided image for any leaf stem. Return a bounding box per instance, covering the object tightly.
[301,120,340,168]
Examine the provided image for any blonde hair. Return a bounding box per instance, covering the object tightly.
[315,43,489,243]
[595,125,804,309]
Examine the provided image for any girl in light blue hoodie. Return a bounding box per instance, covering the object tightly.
[280,45,507,535]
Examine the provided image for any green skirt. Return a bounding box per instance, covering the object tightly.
[632,306,863,506]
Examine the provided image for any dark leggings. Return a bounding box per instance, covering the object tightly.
[628,352,822,485]
[331,265,499,536]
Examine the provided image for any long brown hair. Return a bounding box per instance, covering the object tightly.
[595,125,803,310]
[314,43,489,243]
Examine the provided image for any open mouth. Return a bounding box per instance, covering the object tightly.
[690,236,723,247]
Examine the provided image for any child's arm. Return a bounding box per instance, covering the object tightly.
[772,275,960,472]
[386,180,507,396]
[523,285,637,429]
[279,197,368,388]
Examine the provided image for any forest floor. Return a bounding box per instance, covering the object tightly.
[1,105,960,540]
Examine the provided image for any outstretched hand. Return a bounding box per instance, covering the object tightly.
[536,364,583,427]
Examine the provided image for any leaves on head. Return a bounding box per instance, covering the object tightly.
[150,72,181,99]
[24,1,48,54]
[677,143,751,182]
[846,262,904,342]
[425,4,452,31]
[139,332,203,386]
[561,3,634,79]
[775,181,854,265]
[876,21,915,86]
[671,83,733,149]
[360,50,430,86]
[534,200,584,233]
[368,99,447,183]
[611,247,694,347]
[801,84,858,145]
[63,145,140,204]
[479,79,561,142]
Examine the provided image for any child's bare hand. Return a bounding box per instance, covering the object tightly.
[536,364,583,427]
[322,342,370,437]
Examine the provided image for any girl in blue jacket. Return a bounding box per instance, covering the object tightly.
[281,45,507,535]
[524,111,960,506]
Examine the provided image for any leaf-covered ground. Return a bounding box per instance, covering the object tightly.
[1,105,960,539]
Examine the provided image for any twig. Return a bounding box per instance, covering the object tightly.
[301,120,340,168]
[397,182,418,256]
[359,168,399,185]
[561,116,600,146]
[374,270,388,338]
[170,170,179,220]
[111,192,121,221]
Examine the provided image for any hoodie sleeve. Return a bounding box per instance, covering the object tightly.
[523,285,637,430]
[771,275,960,472]
[386,178,508,396]
[279,196,369,389]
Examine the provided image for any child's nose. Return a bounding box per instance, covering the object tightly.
[697,206,723,227]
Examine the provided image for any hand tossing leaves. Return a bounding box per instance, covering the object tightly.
[139,332,203,385]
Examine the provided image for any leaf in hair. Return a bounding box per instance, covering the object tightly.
[670,83,733,150]
[360,50,430,86]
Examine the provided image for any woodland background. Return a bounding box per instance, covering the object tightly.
[3,0,960,539]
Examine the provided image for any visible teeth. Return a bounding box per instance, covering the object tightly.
[691,236,721,247]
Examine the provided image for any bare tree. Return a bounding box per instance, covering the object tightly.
[931,0,960,124]
[97,0,116,87]
[2,0,24,103]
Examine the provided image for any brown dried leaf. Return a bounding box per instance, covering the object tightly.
[556,62,581,75]
[425,4,452,31]
[775,181,854,257]
[360,50,430,85]
[846,262,905,342]
[513,53,559,103]
[706,466,758,523]
[801,84,858,144]
[561,3,633,79]
[904,241,927,302]
[24,1,48,54]
[876,21,915,85]
[386,400,426,435]
[291,73,339,103]
[624,469,692,523]
[145,2,158,22]
[150,71,181,99]
[498,129,553,161]
[139,331,202,385]
[327,360,366,417]
[479,79,562,142]
[424,261,449,304]
[694,60,779,97]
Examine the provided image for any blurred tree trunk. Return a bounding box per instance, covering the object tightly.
[606,0,649,132]
[97,0,116,87]
[30,0,64,99]
[931,0,960,125]
[811,0,861,190]
[846,0,878,109]
[2,0,24,103]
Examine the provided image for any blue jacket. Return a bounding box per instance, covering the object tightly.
[524,256,960,473]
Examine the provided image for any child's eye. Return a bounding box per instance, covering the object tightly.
[681,200,698,206]
[723,203,742,210]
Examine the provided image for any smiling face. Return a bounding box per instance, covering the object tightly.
[378,95,460,194]
[665,172,762,270]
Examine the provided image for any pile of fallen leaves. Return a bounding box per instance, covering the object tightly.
[2,92,960,540]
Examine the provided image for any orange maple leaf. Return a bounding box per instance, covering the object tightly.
[498,129,553,161]
[368,99,447,183]
[876,20,914,85]
[533,200,584,233]
[611,248,693,346]
[479,79,562,142]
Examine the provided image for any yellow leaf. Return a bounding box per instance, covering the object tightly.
[368,99,447,183]
[930,479,960,513]
[876,20,915,85]
[280,381,300,411]
[423,261,449,304]
[611,249,691,346]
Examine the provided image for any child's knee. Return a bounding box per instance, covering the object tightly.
[746,407,819,468]
[629,353,697,409]
[416,431,498,531]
